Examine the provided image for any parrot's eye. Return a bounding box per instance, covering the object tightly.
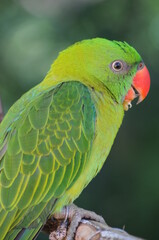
[111,60,123,72]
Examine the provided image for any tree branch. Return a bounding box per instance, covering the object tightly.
[43,210,143,240]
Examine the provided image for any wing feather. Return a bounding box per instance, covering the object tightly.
[0,81,96,236]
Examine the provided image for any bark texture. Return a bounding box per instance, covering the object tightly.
[44,217,143,240]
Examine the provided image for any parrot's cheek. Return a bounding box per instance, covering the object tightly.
[123,65,150,111]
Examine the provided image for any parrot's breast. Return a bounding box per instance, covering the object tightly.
[52,88,124,213]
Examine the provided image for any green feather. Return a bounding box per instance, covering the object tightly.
[39,153,54,174]
[4,152,22,180]
[1,174,23,210]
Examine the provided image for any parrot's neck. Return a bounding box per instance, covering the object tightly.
[40,56,107,93]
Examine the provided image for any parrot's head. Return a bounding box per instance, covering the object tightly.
[47,38,150,111]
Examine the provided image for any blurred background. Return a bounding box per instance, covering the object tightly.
[0,0,158,239]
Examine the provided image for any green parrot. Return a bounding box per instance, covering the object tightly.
[0,38,150,239]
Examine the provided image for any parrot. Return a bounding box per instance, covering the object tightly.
[0,38,150,240]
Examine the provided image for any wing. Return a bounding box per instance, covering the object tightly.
[0,82,96,217]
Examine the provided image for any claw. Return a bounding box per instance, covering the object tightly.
[66,204,105,240]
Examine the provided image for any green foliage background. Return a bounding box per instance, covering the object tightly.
[0,0,158,239]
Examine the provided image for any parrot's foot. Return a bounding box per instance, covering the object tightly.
[49,221,67,240]
[51,204,105,240]
[66,204,105,240]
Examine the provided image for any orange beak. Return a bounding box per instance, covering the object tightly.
[123,65,150,111]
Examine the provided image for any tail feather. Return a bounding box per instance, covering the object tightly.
[5,224,43,240]
[0,199,56,239]
[0,209,17,239]
[9,229,25,240]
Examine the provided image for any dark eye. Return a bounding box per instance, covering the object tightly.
[111,60,123,72]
